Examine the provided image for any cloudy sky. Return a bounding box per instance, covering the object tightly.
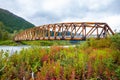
[0,0,120,31]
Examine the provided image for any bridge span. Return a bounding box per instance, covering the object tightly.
[14,22,114,41]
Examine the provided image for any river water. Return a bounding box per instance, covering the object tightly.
[0,45,76,55]
[0,46,30,55]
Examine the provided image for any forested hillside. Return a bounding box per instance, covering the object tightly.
[0,8,34,33]
[0,8,35,41]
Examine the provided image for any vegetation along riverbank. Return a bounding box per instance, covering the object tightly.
[0,34,120,80]
[0,40,83,46]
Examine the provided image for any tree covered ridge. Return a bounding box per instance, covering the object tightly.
[0,8,34,33]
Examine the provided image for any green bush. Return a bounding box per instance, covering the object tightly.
[87,38,112,48]
[111,34,120,50]
[0,40,18,46]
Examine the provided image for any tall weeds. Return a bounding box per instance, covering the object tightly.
[0,35,120,80]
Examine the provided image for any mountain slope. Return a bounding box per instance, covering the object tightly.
[0,8,35,33]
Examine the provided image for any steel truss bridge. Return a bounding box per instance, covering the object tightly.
[14,22,114,41]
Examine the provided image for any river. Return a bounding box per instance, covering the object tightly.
[0,46,30,55]
[0,45,76,55]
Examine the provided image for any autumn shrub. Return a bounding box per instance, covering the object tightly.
[36,61,64,80]
[86,49,117,80]
[0,36,120,80]
[73,52,88,79]
[110,34,120,65]
[0,50,9,79]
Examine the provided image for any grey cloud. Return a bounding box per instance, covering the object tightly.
[107,0,120,14]
[0,0,120,31]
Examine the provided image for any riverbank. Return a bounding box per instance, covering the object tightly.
[0,40,83,46]
[0,40,18,46]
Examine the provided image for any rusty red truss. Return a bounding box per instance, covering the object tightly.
[14,22,114,41]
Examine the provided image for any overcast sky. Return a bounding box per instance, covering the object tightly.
[0,0,120,32]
